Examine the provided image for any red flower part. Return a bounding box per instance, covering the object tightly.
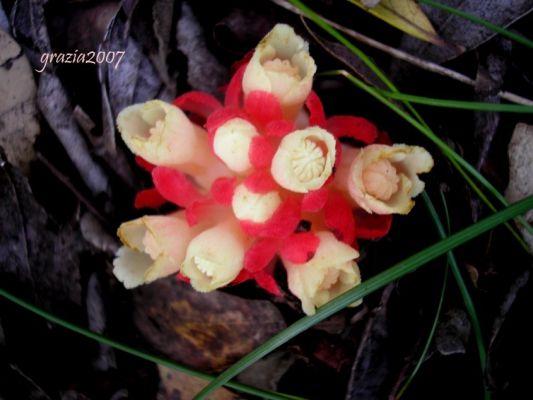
[302,186,329,212]
[305,91,327,128]
[327,115,378,144]
[134,188,167,209]
[249,136,276,168]
[243,170,278,194]
[185,199,214,226]
[279,232,320,264]
[376,130,393,145]
[177,272,190,283]
[240,196,301,238]
[205,107,248,149]
[173,91,223,120]
[211,177,237,206]
[255,271,282,296]
[152,166,205,208]
[324,191,356,244]
[265,119,295,137]
[244,238,280,273]
[225,64,247,108]
[135,156,156,172]
[244,90,283,129]
[232,269,252,284]
[354,210,393,239]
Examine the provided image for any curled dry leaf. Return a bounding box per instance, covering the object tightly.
[348,0,447,47]
[0,30,40,173]
[505,123,533,251]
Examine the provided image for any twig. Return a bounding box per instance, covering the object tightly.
[271,0,533,106]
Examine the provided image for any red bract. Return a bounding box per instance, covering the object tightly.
[134,188,167,209]
[324,191,356,245]
[152,166,205,208]
[305,91,327,128]
[240,196,301,238]
[173,91,222,120]
[354,210,393,240]
[244,238,280,273]
[249,136,276,169]
[244,90,283,128]
[211,177,237,206]
[279,232,320,264]
[327,115,378,144]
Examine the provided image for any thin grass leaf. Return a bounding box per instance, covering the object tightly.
[422,192,491,400]
[193,196,533,400]
[395,254,448,399]
[418,0,533,49]
[0,288,305,400]
[373,89,533,113]
[287,0,533,238]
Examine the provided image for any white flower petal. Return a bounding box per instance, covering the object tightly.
[213,118,259,174]
[347,144,434,214]
[232,184,282,223]
[181,219,247,292]
[271,127,336,193]
[242,24,316,120]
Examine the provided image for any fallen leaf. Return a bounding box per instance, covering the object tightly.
[400,0,533,63]
[345,285,394,400]
[158,365,237,400]
[176,2,229,95]
[133,279,286,371]
[0,152,84,312]
[36,72,109,195]
[0,30,39,173]
[237,351,297,391]
[505,123,533,251]
[348,0,446,46]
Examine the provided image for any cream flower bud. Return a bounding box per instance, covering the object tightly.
[347,144,434,214]
[232,183,282,223]
[113,212,200,289]
[117,100,198,166]
[271,127,336,193]
[213,118,259,174]
[181,220,247,292]
[242,24,317,120]
[283,232,361,315]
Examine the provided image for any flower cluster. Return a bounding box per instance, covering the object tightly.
[113,24,434,315]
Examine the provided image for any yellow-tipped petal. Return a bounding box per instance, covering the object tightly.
[283,232,361,315]
[181,219,247,292]
[117,100,198,166]
[113,212,200,288]
[347,144,434,214]
[242,24,317,120]
[271,127,336,193]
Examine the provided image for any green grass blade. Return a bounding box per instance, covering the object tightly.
[374,89,533,113]
[418,0,533,49]
[423,192,491,400]
[325,69,533,239]
[193,196,533,400]
[0,288,305,400]
[395,258,448,399]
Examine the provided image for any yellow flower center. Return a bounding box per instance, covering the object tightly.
[291,139,326,182]
[363,159,400,201]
